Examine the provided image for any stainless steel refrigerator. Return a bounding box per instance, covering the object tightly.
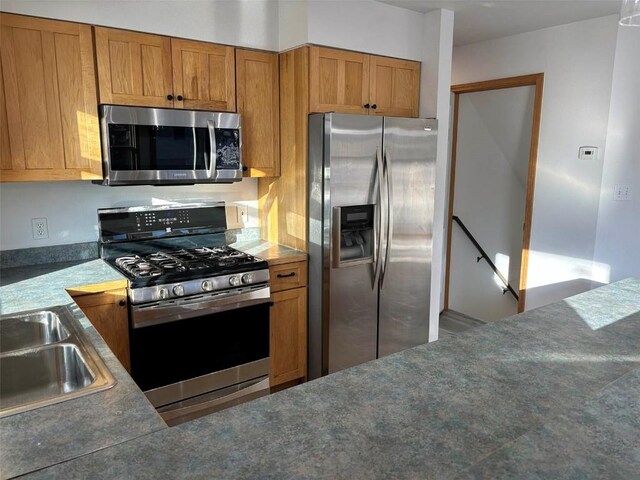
[308,113,437,379]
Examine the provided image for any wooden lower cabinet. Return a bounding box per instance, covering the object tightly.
[270,286,307,387]
[69,286,131,372]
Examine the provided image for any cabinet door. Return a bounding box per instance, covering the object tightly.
[171,38,235,111]
[270,287,307,387]
[369,56,420,117]
[309,46,369,115]
[95,27,173,108]
[0,13,101,181]
[73,288,131,372]
[236,49,279,177]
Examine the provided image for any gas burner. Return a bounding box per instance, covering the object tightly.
[110,245,263,284]
[115,255,163,278]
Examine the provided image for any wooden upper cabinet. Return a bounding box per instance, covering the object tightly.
[309,46,369,115]
[308,47,420,117]
[369,56,420,117]
[236,49,279,177]
[172,39,235,111]
[0,13,101,182]
[95,27,173,108]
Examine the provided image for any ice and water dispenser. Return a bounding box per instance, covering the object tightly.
[332,205,375,267]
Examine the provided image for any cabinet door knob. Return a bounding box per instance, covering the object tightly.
[167,94,174,101]
[364,103,370,109]
[177,95,184,101]
[242,165,248,172]
[118,299,126,307]
[371,104,377,110]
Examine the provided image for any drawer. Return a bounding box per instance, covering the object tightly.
[269,261,307,293]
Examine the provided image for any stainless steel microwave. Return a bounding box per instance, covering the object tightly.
[99,105,243,185]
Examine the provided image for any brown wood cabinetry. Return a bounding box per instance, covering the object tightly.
[269,260,307,387]
[68,282,131,372]
[236,49,280,177]
[95,27,173,108]
[309,47,370,115]
[95,27,235,111]
[0,13,102,182]
[259,46,420,249]
[308,46,420,117]
[171,38,235,111]
[369,55,420,117]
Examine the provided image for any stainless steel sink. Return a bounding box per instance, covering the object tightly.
[0,311,70,353]
[0,306,116,417]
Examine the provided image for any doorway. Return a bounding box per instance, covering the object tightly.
[444,74,544,322]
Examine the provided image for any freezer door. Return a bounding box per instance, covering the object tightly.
[378,117,437,358]
[326,114,383,374]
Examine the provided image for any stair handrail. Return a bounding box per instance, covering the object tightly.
[451,215,520,301]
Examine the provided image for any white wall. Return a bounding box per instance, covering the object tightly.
[452,15,619,310]
[278,0,308,51]
[594,26,640,282]
[0,0,279,51]
[420,9,454,341]
[306,0,424,61]
[0,180,258,250]
[449,87,533,321]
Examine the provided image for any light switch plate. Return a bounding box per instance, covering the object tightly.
[613,184,631,201]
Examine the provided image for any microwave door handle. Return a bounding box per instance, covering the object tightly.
[207,119,217,178]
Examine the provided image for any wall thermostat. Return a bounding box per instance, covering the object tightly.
[578,146,598,160]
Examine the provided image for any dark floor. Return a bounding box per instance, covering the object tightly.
[439,309,486,337]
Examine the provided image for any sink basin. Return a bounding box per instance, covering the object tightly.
[0,306,115,417]
[0,344,95,411]
[0,311,70,353]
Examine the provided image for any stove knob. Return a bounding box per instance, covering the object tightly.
[201,280,214,292]
[158,288,169,300]
[241,273,254,284]
[229,276,241,287]
[173,285,185,296]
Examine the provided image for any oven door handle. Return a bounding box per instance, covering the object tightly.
[130,287,271,329]
[156,377,270,425]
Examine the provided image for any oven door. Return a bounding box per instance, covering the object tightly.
[129,289,270,422]
[101,105,242,185]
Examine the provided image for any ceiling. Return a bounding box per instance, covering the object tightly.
[376,0,621,46]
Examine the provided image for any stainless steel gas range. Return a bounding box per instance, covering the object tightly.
[98,202,270,425]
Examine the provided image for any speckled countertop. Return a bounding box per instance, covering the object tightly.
[0,259,167,480]
[0,242,306,479]
[9,275,640,479]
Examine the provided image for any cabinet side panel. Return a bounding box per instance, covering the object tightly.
[258,47,308,251]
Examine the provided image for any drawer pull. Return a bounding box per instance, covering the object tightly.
[277,272,296,278]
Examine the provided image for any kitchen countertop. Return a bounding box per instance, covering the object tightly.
[9,274,640,479]
[0,259,167,480]
[0,241,307,479]
[231,239,308,266]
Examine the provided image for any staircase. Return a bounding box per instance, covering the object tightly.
[439,309,486,337]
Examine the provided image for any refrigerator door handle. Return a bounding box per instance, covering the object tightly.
[373,147,385,289]
[380,149,394,288]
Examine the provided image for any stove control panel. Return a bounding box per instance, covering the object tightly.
[128,269,271,305]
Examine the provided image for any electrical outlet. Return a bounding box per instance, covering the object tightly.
[237,206,248,226]
[31,217,49,240]
[613,184,631,201]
